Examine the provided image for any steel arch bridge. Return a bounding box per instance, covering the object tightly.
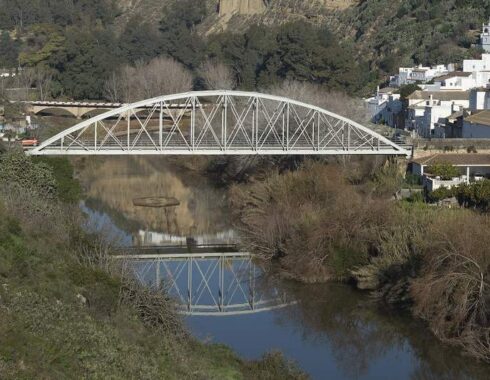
[28,90,411,156]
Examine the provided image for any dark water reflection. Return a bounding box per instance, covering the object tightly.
[188,281,490,379]
[78,157,490,380]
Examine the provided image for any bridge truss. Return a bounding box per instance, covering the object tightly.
[29,91,410,156]
[116,252,290,316]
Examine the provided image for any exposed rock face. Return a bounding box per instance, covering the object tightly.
[219,0,267,16]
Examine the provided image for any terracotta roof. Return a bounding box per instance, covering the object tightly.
[434,72,472,81]
[412,154,490,166]
[407,90,470,101]
[464,110,490,127]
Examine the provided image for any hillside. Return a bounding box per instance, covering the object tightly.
[114,0,490,74]
[1,0,489,100]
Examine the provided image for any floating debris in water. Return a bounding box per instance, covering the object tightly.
[133,197,180,208]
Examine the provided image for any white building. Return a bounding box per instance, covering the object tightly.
[411,154,490,190]
[389,64,453,87]
[463,54,490,72]
[463,110,490,138]
[433,72,476,91]
[480,20,490,53]
[365,87,403,128]
[406,91,470,137]
[469,87,490,110]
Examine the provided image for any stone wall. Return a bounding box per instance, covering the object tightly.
[413,138,490,158]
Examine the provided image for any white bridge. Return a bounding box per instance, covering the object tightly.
[28,90,411,156]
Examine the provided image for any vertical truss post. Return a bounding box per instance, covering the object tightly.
[188,257,193,312]
[155,260,160,290]
[127,111,131,150]
[347,124,351,152]
[255,97,259,151]
[94,121,97,151]
[222,95,228,152]
[282,106,286,149]
[191,96,196,151]
[317,112,321,151]
[159,102,163,149]
[286,102,290,152]
[219,257,224,312]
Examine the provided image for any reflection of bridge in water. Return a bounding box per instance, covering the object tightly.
[114,246,292,316]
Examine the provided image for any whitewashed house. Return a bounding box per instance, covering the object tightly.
[411,154,490,191]
[406,91,470,137]
[389,64,452,87]
[463,54,490,72]
[365,87,403,128]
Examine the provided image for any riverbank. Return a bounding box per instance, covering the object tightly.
[229,158,490,363]
[0,150,304,379]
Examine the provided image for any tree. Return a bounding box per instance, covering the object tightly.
[266,80,370,124]
[119,18,162,64]
[0,31,20,68]
[34,67,53,100]
[399,84,422,100]
[159,0,207,69]
[199,59,236,90]
[105,57,193,103]
[18,67,36,100]
[427,163,460,180]
[55,27,120,99]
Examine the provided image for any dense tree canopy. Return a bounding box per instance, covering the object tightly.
[2,0,490,100]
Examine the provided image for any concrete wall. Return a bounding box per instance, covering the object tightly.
[412,138,490,157]
[463,122,490,138]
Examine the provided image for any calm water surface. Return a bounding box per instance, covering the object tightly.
[77,157,490,380]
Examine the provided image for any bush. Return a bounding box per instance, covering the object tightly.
[33,157,81,203]
[427,186,455,203]
[426,163,460,180]
[455,180,490,211]
[412,212,490,361]
[0,150,57,200]
[231,161,391,282]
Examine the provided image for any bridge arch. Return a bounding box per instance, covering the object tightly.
[28,90,410,156]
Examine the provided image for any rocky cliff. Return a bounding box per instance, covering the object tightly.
[218,0,357,17]
[219,0,267,16]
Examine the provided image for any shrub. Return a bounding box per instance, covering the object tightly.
[455,180,490,211]
[412,212,490,361]
[231,161,391,282]
[426,163,460,180]
[427,186,455,203]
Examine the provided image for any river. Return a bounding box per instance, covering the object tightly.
[76,156,490,380]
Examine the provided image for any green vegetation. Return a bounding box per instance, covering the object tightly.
[398,84,422,100]
[33,157,81,203]
[0,150,304,379]
[2,0,489,100]
[427,163,460,180]
[428,180,490,211]
[231,159,490,362]
[341,0,490,73]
